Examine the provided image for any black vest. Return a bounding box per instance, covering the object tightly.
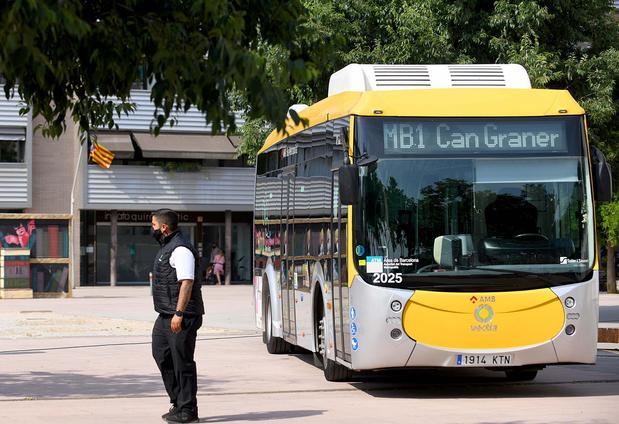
[152,230,204,315]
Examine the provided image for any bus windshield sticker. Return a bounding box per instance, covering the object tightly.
[372,273,403,284]
[384,258,420,270]
[560,257,587,264]
[366,256,384,273]
[355,245,365,256]
[383,120,568,155]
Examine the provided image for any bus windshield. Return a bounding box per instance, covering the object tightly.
[354,116,594,291]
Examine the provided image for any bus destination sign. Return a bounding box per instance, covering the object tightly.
[383,120,568,155]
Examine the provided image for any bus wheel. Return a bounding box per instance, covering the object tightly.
[505,368,538,381]
[314,299,352,382]
[263,288,290,354]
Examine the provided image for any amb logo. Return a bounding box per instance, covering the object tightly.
[471,304,498,332]
[474,304,494,323]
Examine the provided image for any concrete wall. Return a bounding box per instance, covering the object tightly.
[27,116,79,214]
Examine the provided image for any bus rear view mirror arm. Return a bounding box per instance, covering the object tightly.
[356,154,378,166]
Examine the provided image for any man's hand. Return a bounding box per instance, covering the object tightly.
[171,315,183,333]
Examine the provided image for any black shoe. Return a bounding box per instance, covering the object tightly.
[162,405,177,420]
[166,409,199,423]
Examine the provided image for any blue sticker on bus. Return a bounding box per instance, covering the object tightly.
[350,306,356,321]
[351,338,359,351]
[355,245,365,256]
[457,355,462,365]
[350,322,357,336]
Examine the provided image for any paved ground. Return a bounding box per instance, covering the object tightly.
[1,286,618,423]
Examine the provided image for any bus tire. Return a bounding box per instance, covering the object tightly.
[504,368,538,381]
[263,287,290,354]
[314,296,352,382]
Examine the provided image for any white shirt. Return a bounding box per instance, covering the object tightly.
[169,246,195,281]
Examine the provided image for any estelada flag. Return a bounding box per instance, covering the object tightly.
[89,140,115,169]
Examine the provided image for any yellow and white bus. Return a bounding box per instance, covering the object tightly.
[253,64,612,381]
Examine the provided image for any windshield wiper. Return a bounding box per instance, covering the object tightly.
[466,266,554,285]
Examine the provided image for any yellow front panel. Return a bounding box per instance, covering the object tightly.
[402,289,565,349]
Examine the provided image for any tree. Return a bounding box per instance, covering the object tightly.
[0,0,316,137]
[241,0,619,157]
[600,201,619,293]
[235,117,273,166]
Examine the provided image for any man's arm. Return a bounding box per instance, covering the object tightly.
[170,246,195,333]
[176,279,194,312]
[171,279,193,333]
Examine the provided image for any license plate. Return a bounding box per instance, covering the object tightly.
[456,354,513,366]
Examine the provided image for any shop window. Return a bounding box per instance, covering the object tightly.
[0,218,70,295]
[96,223,194,284]
[31,264,69,293]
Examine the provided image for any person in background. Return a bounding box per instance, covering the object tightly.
[213,248,225,285]
[208,242,218,265]
[150,209,204,423]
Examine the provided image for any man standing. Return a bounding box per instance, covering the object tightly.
[151,209,204,423]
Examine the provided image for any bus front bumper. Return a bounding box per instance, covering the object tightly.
[348,275,598,371]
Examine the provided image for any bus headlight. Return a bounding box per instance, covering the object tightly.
[390,328,403,339]
[565,324,576,335]
[390,300,402,312]
[564,297,575,308]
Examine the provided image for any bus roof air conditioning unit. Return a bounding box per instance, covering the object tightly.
[328,64,531,96]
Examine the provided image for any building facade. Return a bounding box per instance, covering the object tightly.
[0,87,254,296]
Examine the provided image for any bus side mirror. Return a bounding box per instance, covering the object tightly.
[591,146,613,202]
[339,164,359,205]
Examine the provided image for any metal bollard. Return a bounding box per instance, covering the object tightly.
[149,272,153,296]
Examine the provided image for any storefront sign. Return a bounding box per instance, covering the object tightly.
[97,211,193,223]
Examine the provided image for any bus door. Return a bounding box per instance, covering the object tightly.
[331,167,352,363]
[281,171,297,343]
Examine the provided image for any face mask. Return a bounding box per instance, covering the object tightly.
[152,228,164,243]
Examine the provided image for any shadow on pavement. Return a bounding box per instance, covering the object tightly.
[291,352,619,399]
[350,365,619,399]
[0,372,223,399]
[351,375,619,399]
[199,410,325,422]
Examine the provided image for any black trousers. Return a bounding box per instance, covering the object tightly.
[152,313,203,414]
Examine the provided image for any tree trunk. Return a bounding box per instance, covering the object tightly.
[607,245,617,294]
